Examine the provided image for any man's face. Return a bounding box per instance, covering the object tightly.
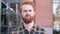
[21,4,35,24]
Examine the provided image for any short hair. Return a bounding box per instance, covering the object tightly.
[19,1,36,13]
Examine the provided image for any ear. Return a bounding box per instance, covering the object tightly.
[34,11,36,16]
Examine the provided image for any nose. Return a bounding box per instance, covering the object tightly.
[26,10,30,14]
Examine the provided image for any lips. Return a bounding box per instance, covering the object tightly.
[26,15,30,17]
[25,15,30,17]
[26,16,30,18]
[25,15,31,18]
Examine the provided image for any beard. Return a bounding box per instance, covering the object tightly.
[22,15,35,24]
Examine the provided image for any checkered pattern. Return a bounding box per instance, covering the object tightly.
[10,23,47,34]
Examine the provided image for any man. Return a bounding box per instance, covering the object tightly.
[11,1,47,34]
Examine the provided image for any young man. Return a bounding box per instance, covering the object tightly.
[11,1,47,34]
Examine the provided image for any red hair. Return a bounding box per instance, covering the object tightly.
[19,1,36,13]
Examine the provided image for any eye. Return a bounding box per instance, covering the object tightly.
[24,10,27,12]
[29,10,32,12]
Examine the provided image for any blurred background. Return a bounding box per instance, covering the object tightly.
[53,0,60,34]
[0,0,23,34]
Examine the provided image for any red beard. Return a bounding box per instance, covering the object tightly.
[22,15,35,24]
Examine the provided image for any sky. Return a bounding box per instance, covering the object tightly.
[53,0,60,16]
[53,4,59,16]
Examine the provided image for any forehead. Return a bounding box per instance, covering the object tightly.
[22,4,34,10]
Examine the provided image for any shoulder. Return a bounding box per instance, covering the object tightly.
[10,23,23,34]
[35,25,47,34]
[36,25,45,31]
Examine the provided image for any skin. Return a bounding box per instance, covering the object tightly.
[21,4,35,24]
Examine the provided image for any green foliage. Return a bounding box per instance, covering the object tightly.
[53,14,56,21]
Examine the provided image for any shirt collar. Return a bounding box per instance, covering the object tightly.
[23,21,34,31]
[19,22,37,32]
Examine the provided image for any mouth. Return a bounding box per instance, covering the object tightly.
[26,15,30,17]
[25,15,31,19]
[26,16,30,18]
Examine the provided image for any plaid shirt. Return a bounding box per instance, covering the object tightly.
[10,23,47,34]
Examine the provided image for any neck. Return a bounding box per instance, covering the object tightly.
[24,21,34,25]
[23,21,34,31]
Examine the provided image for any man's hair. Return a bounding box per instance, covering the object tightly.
[19,1,36,13]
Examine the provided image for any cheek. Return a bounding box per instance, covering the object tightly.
[22,12,26,17]
[31,12,35,17]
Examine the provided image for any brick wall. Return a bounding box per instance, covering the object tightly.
[35,0,53,27]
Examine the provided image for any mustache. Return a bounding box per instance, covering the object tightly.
[25,14,30,16]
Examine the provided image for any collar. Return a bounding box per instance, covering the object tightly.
[23,21,34,31]
[19,23,37,32]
